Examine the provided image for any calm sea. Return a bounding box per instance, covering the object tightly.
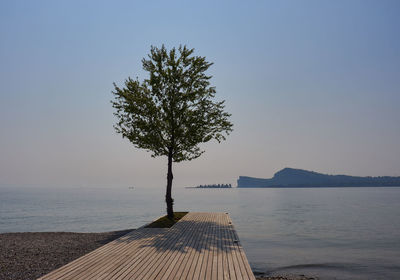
[1,186,400,279]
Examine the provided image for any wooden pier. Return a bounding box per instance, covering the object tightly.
[38,212,255,280]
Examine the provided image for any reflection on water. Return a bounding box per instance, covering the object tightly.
[1,186,400,279]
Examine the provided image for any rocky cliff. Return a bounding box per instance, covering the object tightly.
[237,168,400,188]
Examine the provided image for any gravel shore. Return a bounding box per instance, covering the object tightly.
[0,230,133,280]
[1,230,316,280]
[257,277,317,280]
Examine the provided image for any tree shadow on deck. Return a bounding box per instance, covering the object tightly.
[113,219,242,254]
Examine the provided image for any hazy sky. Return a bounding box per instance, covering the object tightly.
[1,0,399,189]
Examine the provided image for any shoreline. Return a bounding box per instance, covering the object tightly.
[0,230,316,280]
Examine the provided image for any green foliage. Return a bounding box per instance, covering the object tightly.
[112,45,233,162]
[145,212,188,228]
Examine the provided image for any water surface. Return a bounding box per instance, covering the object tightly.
[1,186,399,279]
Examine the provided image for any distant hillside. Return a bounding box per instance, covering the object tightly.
[237,168,400,188]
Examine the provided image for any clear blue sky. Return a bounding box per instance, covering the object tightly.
[1,0,399,188]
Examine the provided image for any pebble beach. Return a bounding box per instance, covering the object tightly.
[0,230,132,280]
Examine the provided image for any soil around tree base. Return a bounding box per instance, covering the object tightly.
[145,211,188,228]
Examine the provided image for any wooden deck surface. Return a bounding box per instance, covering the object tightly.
[38,212,255,280]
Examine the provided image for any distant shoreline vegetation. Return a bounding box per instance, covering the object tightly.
[237,168,400,188]
[189,184,232,189]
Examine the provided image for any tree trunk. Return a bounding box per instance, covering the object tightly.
[166,148,174,220]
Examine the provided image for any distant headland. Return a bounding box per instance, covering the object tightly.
[187,184,232,189]
[237,168,400,188]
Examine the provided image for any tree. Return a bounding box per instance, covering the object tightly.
[111,45,233,219]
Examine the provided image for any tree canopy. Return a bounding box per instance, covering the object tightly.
[112,45,233,162]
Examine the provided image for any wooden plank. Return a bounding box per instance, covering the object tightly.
[186,212,214,280]
[154,213,205,279]
[199,212,214,280]
[172,212,211,280]
[171,213,207,279]
[154,213,203,278]
[224,213,239,280]
[211,213,219,280]
[65,229,165,280]
[139,213,204,280]
[110,216,196,280]
[225,216,244,280]
[217,213,225,280]
[67,230,160,279]
[205,212,217,279]
[38,229,150,280]
[180,212,213,280]
[212,212,220,279]
[193,212,212,279]
[38,212,255,280]
[221,213,234,280]
[216,213,224,280]
[229,218,255,280]
[86,229,169,280]
[226,216,251,280]
[124,212,201,280]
